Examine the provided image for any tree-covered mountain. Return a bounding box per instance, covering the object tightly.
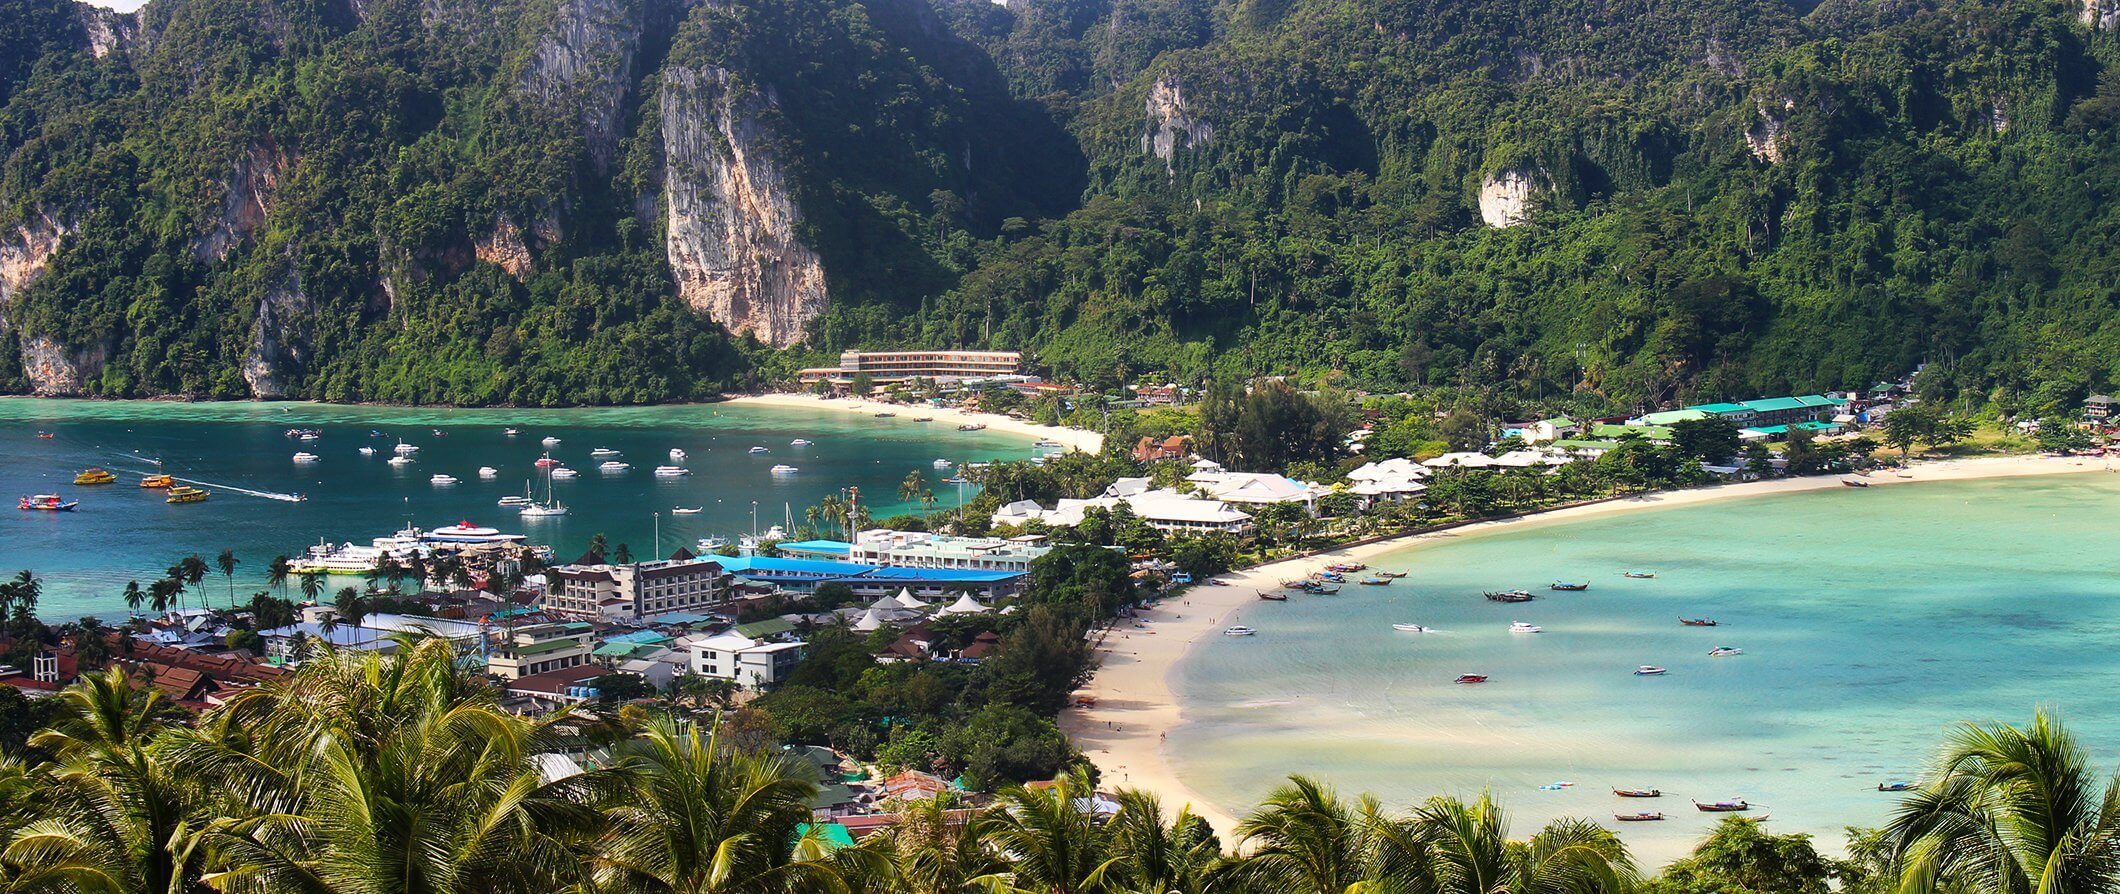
[4,0,2120,411]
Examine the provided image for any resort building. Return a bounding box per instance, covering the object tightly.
[2088,394,2115,420]
[846,530,1053,572]
[484,622,596,681]
[1636,394,1848,429]
[991,487,1254,535]
[1132,435,1193,463]
[544,549,734,621]
[688,632,806,688]
[1183,470,1329,509]
[259,613,486,666]
[1347,458,1430,501]
[796,349,1022,385]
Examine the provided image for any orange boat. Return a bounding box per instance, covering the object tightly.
[139,474,173,488]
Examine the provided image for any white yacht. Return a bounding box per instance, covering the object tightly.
[498,495,533,508]
[696,535,728,550]
[669,448,687,461]
[1509,621,1543,634]
[749,446,770,454]
[393,440,419,455]
[387,455,416,467]
[430,474,459,486]
[790,439,814,447]
[770,464,798,475]
[358,446,376,456]
[550,467,578,479]
[671,506,703,515]
[1223,626,1258,637]
[477,466,498,478]
[932,458,953,469]
[293,452,320,463]
[599,461,631,473]
[422,522,526,544]
[520,501,569,518]
[653,465,690,477]
[591,447,621,457]
[503,428,519,436]
[541,436,561,447]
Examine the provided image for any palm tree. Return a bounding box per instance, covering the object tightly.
[177,556,207,607]
[297,572,323,605]
[1106,789,1220,894]
[146,578,178,616]
[215,549,239,609]
[1233,775,1430,894]
[593,715,848,893]
[265,554,292,597]
[122,581,144,619]
[1407,792,1633,894]
[980,769,1119,894]
[333,587,367,632]
[1886,710,2120,894]
[878,792,1005,894]
[900,470,928,505]
[6,570,39,622]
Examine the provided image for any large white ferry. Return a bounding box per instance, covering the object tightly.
[289,529,431,575]
[422,522,529,545]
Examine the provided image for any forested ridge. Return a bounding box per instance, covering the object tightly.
[4,0,2120,412]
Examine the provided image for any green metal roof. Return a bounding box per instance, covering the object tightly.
[1638,409,1708,426]
[1689,402,1750,414]
[592,642,663,659]
[504,638,586,656]
[1740,395,1844,413]
[735,618,797,639]
[1551,439,1622,450]
[1590,423,1673,440]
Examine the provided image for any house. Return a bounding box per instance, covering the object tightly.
[485,622,596,681]
[1423,452,1495,469]
[1183,471,1328,509]
[2089,395,2116,420]
[960,631,1001,660]
[1132,435,1193,463]
[688,632,806,688]
[994,488,1254,535]
[504,664,607,706]
[875,625,941,663]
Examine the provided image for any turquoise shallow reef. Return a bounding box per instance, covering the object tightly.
[1172,473,2120,863]
[0,399,1030,619]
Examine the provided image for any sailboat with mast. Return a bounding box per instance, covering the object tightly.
[519,473,568,518]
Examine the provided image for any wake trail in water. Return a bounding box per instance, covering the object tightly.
[105,465,306,503]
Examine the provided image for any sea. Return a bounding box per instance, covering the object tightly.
[0,399,1033,619]
[1170,472,2120,865]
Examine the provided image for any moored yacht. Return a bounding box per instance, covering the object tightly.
[599,460,631,473]
[933,458,953,469]
[550,467,578,479]
[542,436,561,447]
[478,466,498,478]
[293,452,320,463]
[288,529,430,575]
[749,446,770,454]
[430,474,460,486]
[387,455,416,466]
[1509,621,1543,633]
[669,448,687,460]
[790,439,813,447]
[591,447,621,457]
[770,464,798,475]
[653,465,689,477]
[393,440,419,455]
[423,521,527,544]
[358,446,377,456]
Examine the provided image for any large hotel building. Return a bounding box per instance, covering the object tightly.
[796,350,1022,385]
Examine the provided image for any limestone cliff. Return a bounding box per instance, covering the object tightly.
[2086,0,2120,29]
[0,213,87,395]
[75,5,137,59]
[1141,74,1212,174]
[1477,169,1542,228]
[659,66,826,348]
[475,214,537,280]
[1745,98,1793,164]
[524,0,647,172]
[242,273,313,399]
[193,144,286,265]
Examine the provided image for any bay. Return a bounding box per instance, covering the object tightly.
[1170,473,2120,863]
[0,398,1028,619]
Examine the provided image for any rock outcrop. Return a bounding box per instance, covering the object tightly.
[1141,74,1212,173]
[243,273,313,399]
[659,66,826,348]
[1477,169,1542,228]
[1745,99,1794,163]
[194,144,285,264]
[76,6,137,59]
[2086,0,2120,29]
[0,214,91,395]
[475,214,537,280]
[524,0,646,172]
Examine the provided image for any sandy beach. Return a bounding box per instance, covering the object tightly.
[722,392,1105,454]
[1058,453,2111,841]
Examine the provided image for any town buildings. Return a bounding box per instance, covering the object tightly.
[688,631,806,688]
[544,549,735,620]
[484,622,596,681]
[845,530,1052,572]
[797,350,1023,386]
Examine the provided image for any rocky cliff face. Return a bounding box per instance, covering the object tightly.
[75,5,137,59]
[2086,0,2120,29]
[1745,98,1793,163]
[193,143,286,264]
[1141,74,1212,173]
[525,0,647,172]
[1477,169,1541,228]
[0,213,87,395]
[242,273,312,399]
[475,214,537,280]
[659,65,827,348]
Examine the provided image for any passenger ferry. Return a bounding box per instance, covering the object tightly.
[290,529,431,575]
[74,468,116,485]
[165,486,210,504]
[139,474,173,489]
[653,465,690,477]
[422,522,528,545]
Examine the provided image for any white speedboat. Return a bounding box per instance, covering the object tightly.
[599,461,631,473]
[477,466,498,478]
[423,521,526,544]
[393,441,419,455]
[388,455,416,466]
[550,467,578,479]
[696,535,728,550]
[591,447,621,457]
[749,446,770,454]
[430,474,460,486]
[1635,665,1668,676]
[770,464,799,475]
[519,502,569,518]
[358,446,376,456]
[1034,439,1064,449]
[541,436,561,447]
[669,448,687,460]
[504,428,519,436]
[933,458,953,469]
[1708,646,1744,657]
[1509,621,1543,633]
[790,439,813,447]
[498,495,532,508]
[293,452,319,463]
[1392,623,1430,632]
[1223,626,1258,637]
[653,465,690,477]
[671,507,703,515]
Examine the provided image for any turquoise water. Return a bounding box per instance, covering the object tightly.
[1171,474,2120,864]
[0,399,1030,619]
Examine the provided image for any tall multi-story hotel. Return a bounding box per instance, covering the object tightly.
[796,349,1022,385]
[544,550,734,621]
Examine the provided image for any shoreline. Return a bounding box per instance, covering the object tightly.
[719,392,1105,454]
[1057,453,2110,843]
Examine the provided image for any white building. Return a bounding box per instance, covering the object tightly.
[485,622,596,681]
[1184,470,1328,508]
[847,530,1051,572]
[545,549,734,620]
[992,488,1254,535]
[688,632,806,688]
[1423,452,1496,469]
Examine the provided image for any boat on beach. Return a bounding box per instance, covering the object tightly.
[1258,592,1288,601]
[1376,570,1408,579]
[1679,617,1719,627]
[1694,799,1751,812]
[18,494,77,511]
[1392,623,1430,632]
[1842,478,1870,488]
[1614,812,1666,822]
[1613,788,1661,798]
[957,423,985,431]
[1359,577,1391,586]
[1484,590,1535,603]
[1222,626,1257,637]
[1634,666,1668,676]
[1326,562,1368,572]
[1877,781,1915,792]
[1550,581,1589,591]
[1453,673,1489,684]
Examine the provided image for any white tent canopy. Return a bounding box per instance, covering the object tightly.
[940,593,991,615]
